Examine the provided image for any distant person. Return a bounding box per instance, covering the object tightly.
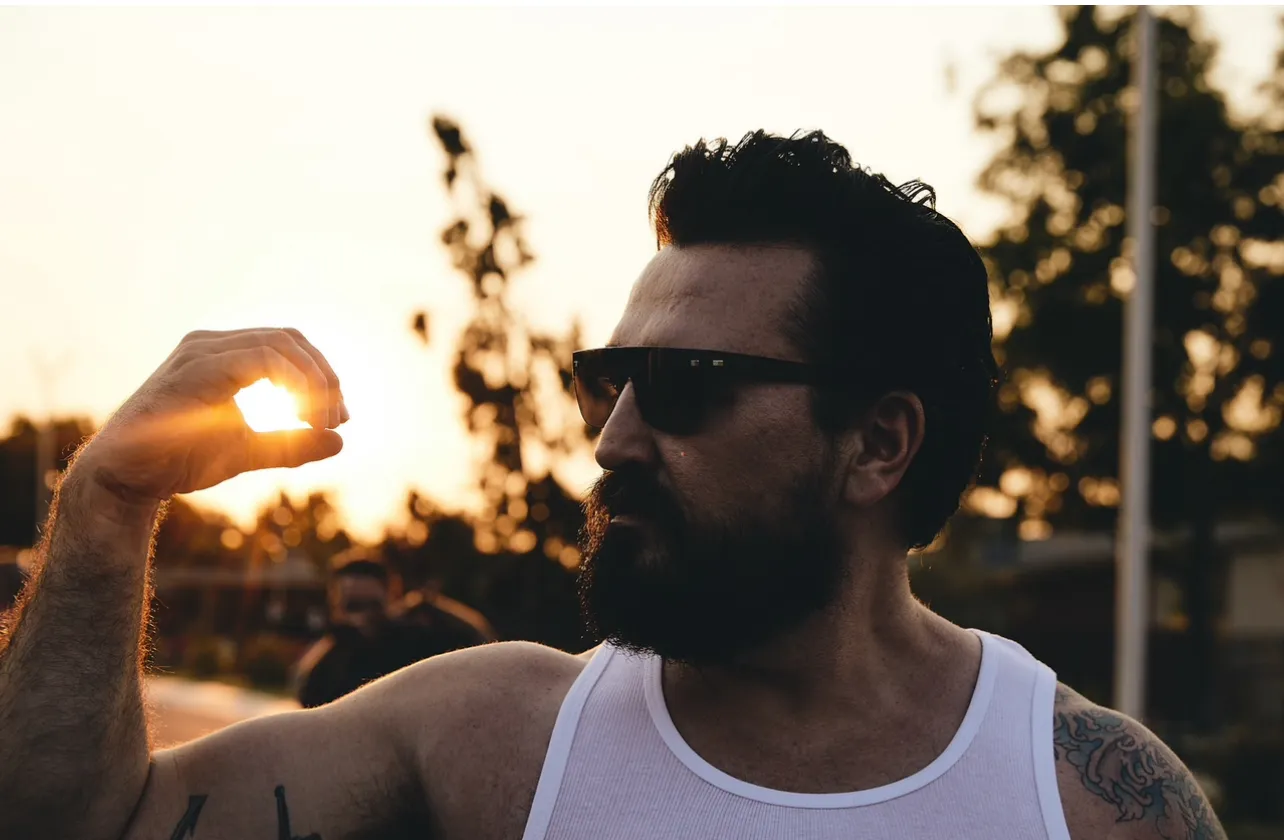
[293,549,432,708]
[394,579,496,652]
[0,131,1225,840]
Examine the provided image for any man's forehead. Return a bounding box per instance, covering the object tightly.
[610,243,816,355]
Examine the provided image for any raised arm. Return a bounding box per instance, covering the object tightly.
[0,328,352,840]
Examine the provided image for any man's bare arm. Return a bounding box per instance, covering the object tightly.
[0,327,347,840]
[1054,684,1227,840]
[123,662,433,840]
[124,639,577,840]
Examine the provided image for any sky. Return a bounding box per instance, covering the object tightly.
[1,6,1281,542]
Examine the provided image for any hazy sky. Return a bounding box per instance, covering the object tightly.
[1,6,1280,541]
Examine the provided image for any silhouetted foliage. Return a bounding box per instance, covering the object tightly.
[971,7,1284,728]
[245,491,353,573]
[0,416,92,546]
[395,116,596,650]
[152,498,243,569]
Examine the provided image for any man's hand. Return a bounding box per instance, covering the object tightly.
[76,327,349,507]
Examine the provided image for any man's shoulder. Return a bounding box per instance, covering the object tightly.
[294,634,336,674]
[392,640,591,716]
[381,641,596,836]
[427,594,498,641]
[381,641,594,762]
[1052,683,1227,840]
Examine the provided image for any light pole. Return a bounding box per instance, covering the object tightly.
[1114,4,1159,721]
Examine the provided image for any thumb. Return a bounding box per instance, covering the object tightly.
[247,428,344,471]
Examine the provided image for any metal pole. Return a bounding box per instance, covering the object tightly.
[1115,5,1158,720]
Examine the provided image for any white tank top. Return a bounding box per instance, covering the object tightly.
[520,630,1073,840]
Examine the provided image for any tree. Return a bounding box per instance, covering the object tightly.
[238,491,354,573]
[0,416,94,547]
[152,498,244,569]
[970,6,1284,729]
[396,117,594,649]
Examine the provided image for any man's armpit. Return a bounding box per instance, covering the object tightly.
[1052,685,1227,840]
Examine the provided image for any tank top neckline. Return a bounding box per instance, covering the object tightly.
[635,628,999,809]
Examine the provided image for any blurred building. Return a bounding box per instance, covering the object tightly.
[969,519,1284,728]
[152,548,328,640]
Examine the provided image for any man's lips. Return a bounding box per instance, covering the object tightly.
[609,513,651,525]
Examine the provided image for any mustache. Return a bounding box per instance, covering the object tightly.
[585,468,682,520]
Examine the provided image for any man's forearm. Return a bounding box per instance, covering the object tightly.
[0,464,162,839]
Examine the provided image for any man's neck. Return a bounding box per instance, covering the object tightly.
[659,548,982,791]
[666,550,945,710]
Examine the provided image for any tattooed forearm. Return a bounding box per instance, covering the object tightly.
[1053,686,1226,840]
[167,787,321,840]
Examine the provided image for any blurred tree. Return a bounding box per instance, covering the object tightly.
[970,6,1284,728]
[0,416,93,547]
[1251,20,1284,473]
[220,491,352,653]
[152,498,244,569]
[397,116,592,649]
[1263,20,1284,133]
[245,490,353,574]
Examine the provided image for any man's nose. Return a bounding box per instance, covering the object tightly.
[594,382,657,471]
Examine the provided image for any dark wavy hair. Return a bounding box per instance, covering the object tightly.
[648,130,998,549]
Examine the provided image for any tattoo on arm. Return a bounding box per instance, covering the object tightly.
[1053,686,1226,840]
[276,785,322,840]
[168,796,206,840]
[167,786,321,840]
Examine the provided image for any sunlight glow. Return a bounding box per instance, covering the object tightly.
[999,467,1034,497]
[234,379,310,433]
[1018,519,1053,541]
[964,486,1019,519]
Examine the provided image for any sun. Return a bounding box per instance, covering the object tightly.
[234,379,311,433]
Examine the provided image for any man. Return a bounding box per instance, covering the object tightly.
[295,550,453,709]
[0,130,1224,840]
[394,580,496,651]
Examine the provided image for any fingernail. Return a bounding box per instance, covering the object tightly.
[340,401,350,424]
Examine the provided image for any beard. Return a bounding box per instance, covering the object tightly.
[577,461,845,667]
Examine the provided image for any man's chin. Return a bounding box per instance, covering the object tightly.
[579,567,770,667]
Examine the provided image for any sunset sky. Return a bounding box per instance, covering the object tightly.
[1,6,1280,542]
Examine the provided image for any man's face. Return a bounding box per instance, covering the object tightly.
[578,244,848,667]
[329,575,388,638]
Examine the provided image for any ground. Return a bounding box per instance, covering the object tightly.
[146,675,298,749]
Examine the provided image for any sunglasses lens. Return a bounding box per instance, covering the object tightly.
[638,351,716,435]
[574,356,622,429]
[574,349,731,435]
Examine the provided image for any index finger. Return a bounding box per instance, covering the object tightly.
[282,328,348,428]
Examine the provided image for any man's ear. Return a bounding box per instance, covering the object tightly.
[841,391,925,508]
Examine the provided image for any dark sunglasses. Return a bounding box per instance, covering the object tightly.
[572,346,831,435]
[340,598,384,614]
